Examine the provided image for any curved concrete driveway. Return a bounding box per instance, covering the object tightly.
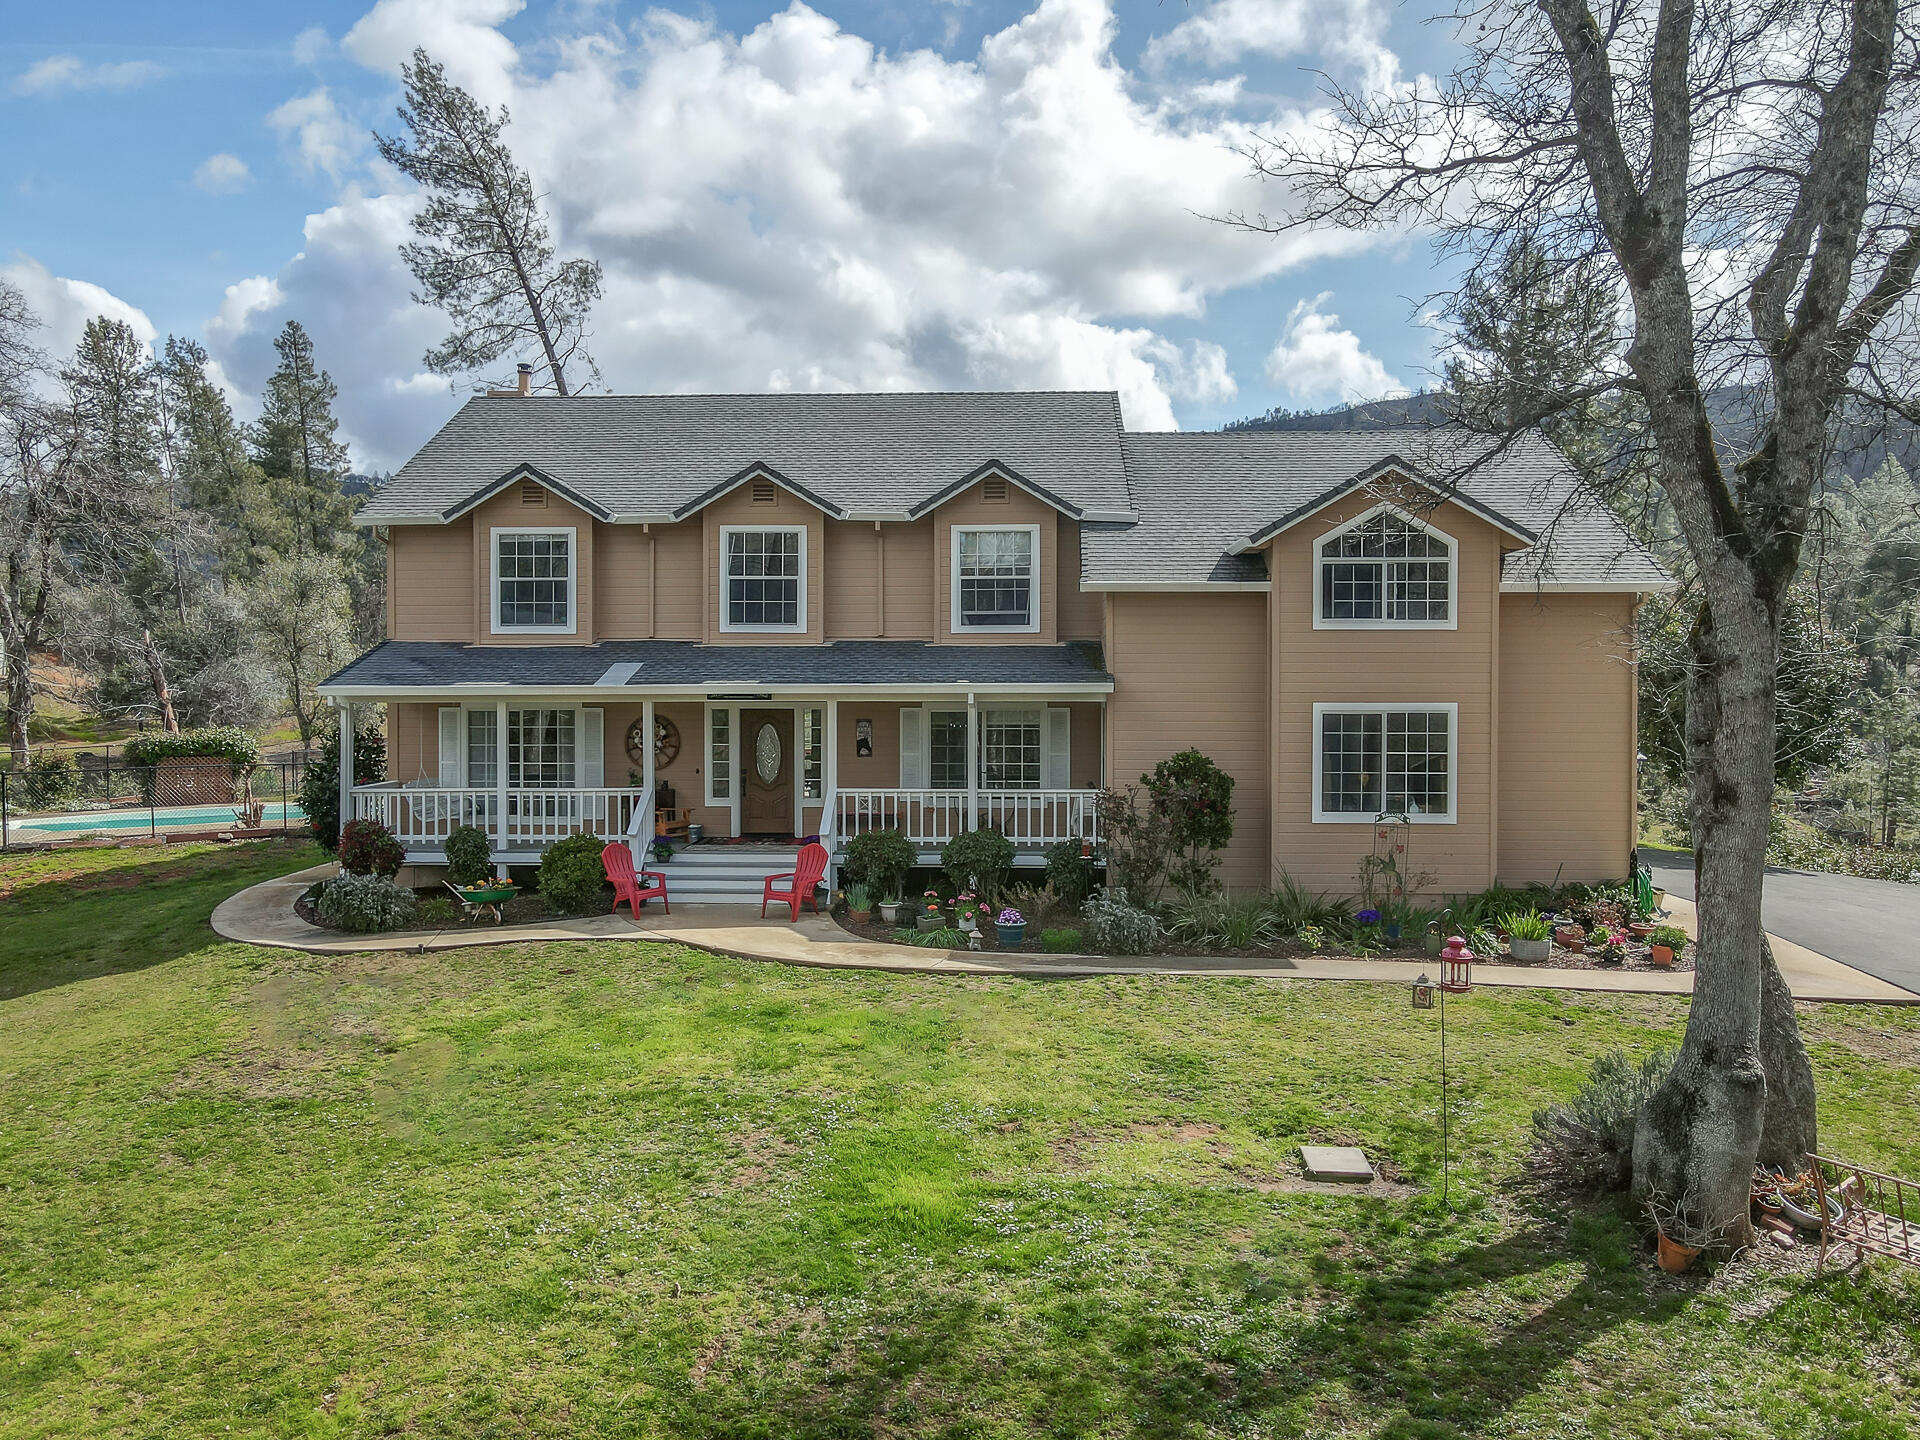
[1645,848,1920,997]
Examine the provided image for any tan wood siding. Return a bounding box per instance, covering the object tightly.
[1497,592,1637,884]
[701,487,825,645]
[650,521,704,640]
[930,483,1057,644]
[1056,519,1103,640]
[594,523,653,639]
[387,521,475,642]
[386,701,434,781]
[825,520,881,639]
[1107,592,1270,892]
[882,520,935,638]
[467,486,597,646]
[1266,487,1506,895]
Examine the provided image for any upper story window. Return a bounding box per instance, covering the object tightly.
[492,527,575,634]
[1315,508,1453,629]
[952,524,1040,633]
[722,526,805,632]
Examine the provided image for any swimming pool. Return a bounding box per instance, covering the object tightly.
[23,802,307,834]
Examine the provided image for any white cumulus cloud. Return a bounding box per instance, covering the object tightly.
[193,153,252,195]
[1263,292,1406,407]
[1145,0,1397,89]
[209,0,1408,468]
[292,26,333,66]
[1,255,157,372]
[11,55,165,96]
[267,87,362,182]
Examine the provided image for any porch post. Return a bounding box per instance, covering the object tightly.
[641,698,656,794]
[965,693,978,834]
[337,701,354,860]
[494,699,510,857]
[824,700,839,887]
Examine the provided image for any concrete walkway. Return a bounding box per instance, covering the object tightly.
[212,865,1916,1004]
[1646,847,1920,998]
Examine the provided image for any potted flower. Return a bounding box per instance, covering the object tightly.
[845,884,873,924]
[1628,919,1655,940]
[1589,926,1625,964]
[995,906,1027,949]
[1648,924,1687,967]
[1499,910,1552,963]
[1554,923,1586,953]
[955,891,980,934]
[879,891,907,925]
[917,889,946,932]
[651,839,674,864]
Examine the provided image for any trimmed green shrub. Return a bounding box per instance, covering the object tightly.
[122,726,262,806]
[842,827,918,899]
[1143,748,1235,896]
[1043,839,1097,909]
[338,818,404,879]
[300,713,386,853]
[1083,891,1161,956]
[1040,927,1084,954]
[539,832,610,914]
[315,874,418,933]
[942,828,1015,903]
[16,753,82,811]
[1531,1045,1675,1192]
[443,824,492,885]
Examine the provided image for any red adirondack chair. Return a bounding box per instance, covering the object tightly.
[602,840,669,915]
[762,842,829,920]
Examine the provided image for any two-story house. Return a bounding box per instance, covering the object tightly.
[319,388,1669,899]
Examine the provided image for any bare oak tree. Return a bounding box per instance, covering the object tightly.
[1234,0,1919,1241]
[376,49,603,397]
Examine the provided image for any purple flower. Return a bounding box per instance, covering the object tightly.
[997,907,1025,927]
[1357,908,1382,924]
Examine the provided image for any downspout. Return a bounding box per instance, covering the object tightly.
[874,521,885,636]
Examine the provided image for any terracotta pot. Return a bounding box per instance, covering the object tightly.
[1629,922,1655,939]
[1554,927,1585,948]
[1656,1233,1701,1273]
[1651,944,1675,968]
[848,909,872,924]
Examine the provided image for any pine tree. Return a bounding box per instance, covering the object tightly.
[157,336,274,572]
[251,320,352,561]
[375,48,602,395]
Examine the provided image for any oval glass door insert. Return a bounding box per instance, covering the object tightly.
[754,722,781,784]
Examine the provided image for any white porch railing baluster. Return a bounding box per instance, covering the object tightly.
[833,788,1099,849]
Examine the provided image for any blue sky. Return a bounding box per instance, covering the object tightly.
[3,0,1464,471]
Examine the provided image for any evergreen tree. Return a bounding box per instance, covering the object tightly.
[157,336,275,572]
[251,320,351,561]
[375,48,602,395]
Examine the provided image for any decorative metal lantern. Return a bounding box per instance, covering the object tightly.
[1439,935,1475,993]
[1411,972,1435,1009]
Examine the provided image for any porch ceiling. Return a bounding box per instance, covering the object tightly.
[320,639,1112,698]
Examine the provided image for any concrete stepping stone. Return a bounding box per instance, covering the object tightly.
[1299,1145,1375,1183]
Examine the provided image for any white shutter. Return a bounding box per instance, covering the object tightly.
[899,707,930,788]
[438,707,463,786]
[580,707,605,787]
[1043,708,1071,788]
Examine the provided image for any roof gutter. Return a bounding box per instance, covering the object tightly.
[321,680,1116,701]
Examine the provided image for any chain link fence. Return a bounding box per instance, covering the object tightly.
[1,749,316,850]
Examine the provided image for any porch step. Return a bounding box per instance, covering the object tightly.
[650,845,804,906]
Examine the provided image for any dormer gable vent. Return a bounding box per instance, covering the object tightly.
[981,477,1009,503]
[750,480,778,505]
[519,482,547,507]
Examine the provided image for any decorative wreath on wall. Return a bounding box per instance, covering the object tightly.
[625,715,681,769]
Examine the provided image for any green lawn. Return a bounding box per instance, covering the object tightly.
[2,843,1917,1438]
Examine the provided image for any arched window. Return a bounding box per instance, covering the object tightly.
[1314,507,1453,627]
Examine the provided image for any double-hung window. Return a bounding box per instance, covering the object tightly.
[722,527,805,632]
[1313,704,1456,822]
[929,710,969,790]
[1315,509,1452,628]
[492,528,575,633]
[980,708,1043,789]
[952,525,1039,633]
[507,709,576,788]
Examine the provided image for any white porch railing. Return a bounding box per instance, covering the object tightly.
[833,788,1100,849]
[352,782,649,852]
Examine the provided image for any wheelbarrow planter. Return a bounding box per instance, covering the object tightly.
[447,880,519,924]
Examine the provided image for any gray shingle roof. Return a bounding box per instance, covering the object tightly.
[1085,429,1669,589]
[358,390,1668,589]
[322,640,1113,692]
[357,391,1134,524]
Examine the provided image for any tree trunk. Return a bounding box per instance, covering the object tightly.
[1632,598,1777,1248]
[143,630,179,735]
[5,655,29,768]
[1757,937,1818,1170]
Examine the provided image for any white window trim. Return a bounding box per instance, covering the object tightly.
[490,526,578,636]
[705,703,739,831]
[1311,504,1457,632]
[951,523,1042,635]
[1310,701,1459,825]
[719,525,808,634]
